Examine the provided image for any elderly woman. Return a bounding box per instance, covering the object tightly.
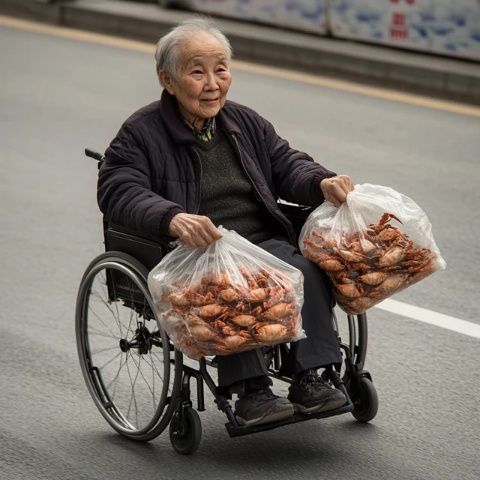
[98,19,354,427]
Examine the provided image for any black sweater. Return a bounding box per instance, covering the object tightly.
[195,131,282,243]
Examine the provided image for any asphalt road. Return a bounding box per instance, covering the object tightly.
[1,22,479,480]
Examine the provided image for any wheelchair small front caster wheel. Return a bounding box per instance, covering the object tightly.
[352,377,378,423]
[169,405,202,455]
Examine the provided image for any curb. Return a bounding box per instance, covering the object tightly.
[2,0,480,104]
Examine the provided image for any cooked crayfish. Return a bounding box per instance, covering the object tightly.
[219,288,239,303]
[253,323,288,343]
[230,315,257,327]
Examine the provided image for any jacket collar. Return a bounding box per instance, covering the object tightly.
[159,90,241,144]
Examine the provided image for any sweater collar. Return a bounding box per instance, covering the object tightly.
[159,90,241,144]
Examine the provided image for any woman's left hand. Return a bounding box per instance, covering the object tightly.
[320,175,354,207]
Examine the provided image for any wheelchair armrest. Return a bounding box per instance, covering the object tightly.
[277,201,314,238]
[104,223,171,271]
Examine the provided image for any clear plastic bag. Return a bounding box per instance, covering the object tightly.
[299,184,446,314]
[148,227,305,360]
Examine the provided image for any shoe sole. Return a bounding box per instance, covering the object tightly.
[236,404,295,427]
[292,395,346,415]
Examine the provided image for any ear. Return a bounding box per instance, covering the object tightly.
[160,70,175,95]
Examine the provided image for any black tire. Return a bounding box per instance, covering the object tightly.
[351,377,378,423]
[169,405,202,455]
[76,252,183,441]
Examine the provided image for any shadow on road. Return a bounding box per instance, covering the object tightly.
[71,418,380,476]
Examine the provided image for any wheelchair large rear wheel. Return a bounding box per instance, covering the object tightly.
[76,252,183,441]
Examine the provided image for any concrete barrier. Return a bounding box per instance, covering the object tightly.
[172,0,329,34]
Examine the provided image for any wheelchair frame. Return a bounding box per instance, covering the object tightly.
[76,149,378,455]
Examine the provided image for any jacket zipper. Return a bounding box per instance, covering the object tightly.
[191,147,202,214]
[228,134,296,245]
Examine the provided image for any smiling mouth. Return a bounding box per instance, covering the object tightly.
[201,98,219,102]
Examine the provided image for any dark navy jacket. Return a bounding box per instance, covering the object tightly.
[97,90,336,244]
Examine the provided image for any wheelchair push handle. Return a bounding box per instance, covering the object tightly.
[85,148,105,163]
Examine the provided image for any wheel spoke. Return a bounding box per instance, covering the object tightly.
[91,289,123,334]
[92,271,131,339]
[125,353,135,419]
[149,352,156,414]
[130,353,156,399]
[128,352,157,423]
[88,326,118,339]
[106,270,125,338]
[106,352,128,394]
[127,277,135,332]
[126,301,135,339]
[125,351,141,427]
[92,345,120,356]
[144,352,164,381]
[98,350,122,371]
[88,305,119,339]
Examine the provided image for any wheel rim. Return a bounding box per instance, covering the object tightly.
[76,260,175,436]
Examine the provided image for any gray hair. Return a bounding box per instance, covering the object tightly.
[154,18,232,86]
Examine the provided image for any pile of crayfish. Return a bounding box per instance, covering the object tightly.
[302,212,440,314]
[160,267,302,359]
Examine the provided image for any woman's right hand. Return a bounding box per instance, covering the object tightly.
[168,213,222,248]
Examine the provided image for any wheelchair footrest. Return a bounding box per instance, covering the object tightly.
[225,401,354,438]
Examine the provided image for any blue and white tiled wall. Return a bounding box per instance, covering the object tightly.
[182,0,480,60]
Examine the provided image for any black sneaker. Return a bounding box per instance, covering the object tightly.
[235,388,294,427]
[288,369,346,414]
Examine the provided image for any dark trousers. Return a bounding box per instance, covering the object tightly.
[217,237,342,388]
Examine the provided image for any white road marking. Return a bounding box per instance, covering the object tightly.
[374,299,480,339]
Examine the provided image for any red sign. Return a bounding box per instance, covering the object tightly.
[389,0,417,40]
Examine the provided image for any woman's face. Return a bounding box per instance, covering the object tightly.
[161,32,232,128]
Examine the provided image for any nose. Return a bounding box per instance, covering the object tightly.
[204,72,219,91]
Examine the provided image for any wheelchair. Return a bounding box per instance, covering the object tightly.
[76,149,379,455]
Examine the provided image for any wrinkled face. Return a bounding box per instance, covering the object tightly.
[161,32,232,128]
